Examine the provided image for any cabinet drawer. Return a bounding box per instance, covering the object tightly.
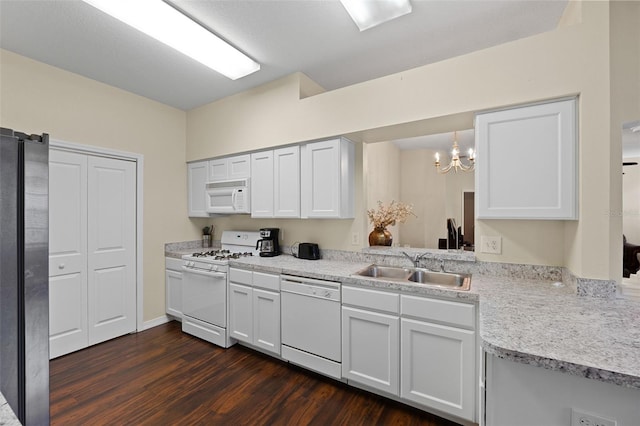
[165,257,183,272]
[401,295,475,329]
[230,268,253,285]
[253,272,280,291]
[343,286,399,314]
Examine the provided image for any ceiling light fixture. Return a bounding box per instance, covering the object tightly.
[82,0,260,80]
[434,131,475,174]
[340,0,412,31]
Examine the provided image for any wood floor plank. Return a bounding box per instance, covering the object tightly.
[50,321,460,425]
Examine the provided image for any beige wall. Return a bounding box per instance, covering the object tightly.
[186,1,631,279]
[609,1,640,278]
[0,49,197,322]
[364,141,401,244]
[399,149,445,249]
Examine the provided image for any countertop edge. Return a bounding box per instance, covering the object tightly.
[481,340,640,390]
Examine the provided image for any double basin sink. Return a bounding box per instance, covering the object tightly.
[354,264,471,291]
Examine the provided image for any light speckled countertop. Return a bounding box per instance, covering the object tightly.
[167,248,640,390]
[0,392,20,425]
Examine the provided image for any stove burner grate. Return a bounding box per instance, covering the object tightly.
[190,250,254,260]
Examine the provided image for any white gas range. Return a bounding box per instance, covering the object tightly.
[181,230,261,347]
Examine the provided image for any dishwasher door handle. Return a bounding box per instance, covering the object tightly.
[281,282,340,301]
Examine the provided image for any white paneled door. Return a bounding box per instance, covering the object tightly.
[49,149,136,358]
[87,156,136,345]
[48,150,88,358]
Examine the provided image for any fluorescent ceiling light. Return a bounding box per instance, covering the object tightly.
[340,0,412,31]
[82,0,260,80]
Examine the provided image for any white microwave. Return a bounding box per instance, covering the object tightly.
[205,178,251,214]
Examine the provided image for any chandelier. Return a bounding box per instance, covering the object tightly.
[434,131,475,174]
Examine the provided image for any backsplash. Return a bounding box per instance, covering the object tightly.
[166,240,617,299]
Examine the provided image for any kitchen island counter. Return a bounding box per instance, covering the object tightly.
[0,393,20,426]
[228,255,640,390]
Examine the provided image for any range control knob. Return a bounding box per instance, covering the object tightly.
[324,291,332,298]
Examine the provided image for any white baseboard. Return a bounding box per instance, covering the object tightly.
[142,315,172,330]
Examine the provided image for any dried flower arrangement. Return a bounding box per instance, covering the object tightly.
[367,200,415,230]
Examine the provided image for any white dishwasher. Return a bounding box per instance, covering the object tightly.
[280,274,342,379]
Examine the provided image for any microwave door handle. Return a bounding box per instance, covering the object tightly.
[231,189,238,211]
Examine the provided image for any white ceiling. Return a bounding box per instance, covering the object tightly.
[0,0,569,111]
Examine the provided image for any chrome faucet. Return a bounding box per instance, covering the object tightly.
[402,251,430,268]
[402,251,417,267]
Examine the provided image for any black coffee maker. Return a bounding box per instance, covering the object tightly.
[256,228,280,257]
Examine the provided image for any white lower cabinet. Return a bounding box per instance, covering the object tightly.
[165,257,183,319]
[400,318,475,421]
[342,306,399,395]
[229,268,280,355]
[400,294,476,422]
[342,285,477,423]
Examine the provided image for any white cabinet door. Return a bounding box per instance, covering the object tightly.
[165,269,183,318]
[400,318,475,421]
[188,161,209,217]
[227,154,251,179]
[274,146,300,218]
[252,288,280,354]
[48,150,88,359]
[229,283,253,343]
[208,158,228,181]
[87,156,137,346]
[209,154,251,181]
[301,138,354,218]
[475,98,577,219]
[250,150,274,217]
[342,306,399,395]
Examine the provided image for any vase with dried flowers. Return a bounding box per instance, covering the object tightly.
[366,200,415,246]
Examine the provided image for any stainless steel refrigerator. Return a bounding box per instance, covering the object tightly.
[0,127,49,424]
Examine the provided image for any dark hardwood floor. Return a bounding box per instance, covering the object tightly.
[50,321,460,425]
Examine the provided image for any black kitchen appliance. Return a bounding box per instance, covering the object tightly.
[256,228,280,257]
[0,127,50,425]
[292,242,321,260]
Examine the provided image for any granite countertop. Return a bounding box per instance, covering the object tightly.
[167,248,640,389]
[0,392,20,425]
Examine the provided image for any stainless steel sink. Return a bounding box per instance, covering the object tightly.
[355,265,412,280]
[408,269,471,290]
[353,264,471,291]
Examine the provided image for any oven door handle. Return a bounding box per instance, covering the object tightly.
[182,266,227,279]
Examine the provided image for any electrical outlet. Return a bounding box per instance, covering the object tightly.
[351,232,360,245]
[480,236,502,254]
[571,408,616,426]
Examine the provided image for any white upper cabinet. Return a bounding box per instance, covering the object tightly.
[251,146,300,218]
[274,146,300,218]
[301,137,355,219]
[475,98,577,220]
[187,161,209,218]
[250,150,274,217]
[208,154,250,181]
